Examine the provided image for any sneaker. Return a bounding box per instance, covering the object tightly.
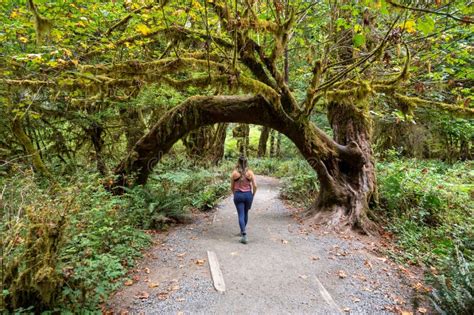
[240,235,248,244]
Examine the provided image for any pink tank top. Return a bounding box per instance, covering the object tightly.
[234,172,252,192]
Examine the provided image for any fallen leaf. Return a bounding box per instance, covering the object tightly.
[281,239,288,244]
[400,311,413,315]
[176,298,185,302]
[364,259,373,269]
[338,270,347,279]
[343,307,350,312]
[310,256,320,261]
[124,279,133,286]
[157,292,169,300]
[418,307,427,314]
[352,297,361,303]
[144,267,150,274]
[170,285,180,291]
[299,275,308,280]
[135,291,149,300]
[195,259,206,266]
[230,251,238,256]
[176,252,186,257]
[148,282,159,288]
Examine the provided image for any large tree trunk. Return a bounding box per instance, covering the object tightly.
[257,126,270,157]
[309,101,377,232]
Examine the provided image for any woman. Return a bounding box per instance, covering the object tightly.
[231,155,257,244]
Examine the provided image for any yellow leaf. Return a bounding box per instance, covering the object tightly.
[136,23,151,35]
[63,49,72,57]
[401,20,416,33]
[10,10,19,19]
[19,36,28,43]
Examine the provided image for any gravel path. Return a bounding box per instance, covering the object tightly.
[107,176,421,314]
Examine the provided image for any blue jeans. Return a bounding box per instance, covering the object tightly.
[233,191,253,235]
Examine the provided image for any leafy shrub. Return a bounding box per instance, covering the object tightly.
[430,245,473,315]
[0,169,150,312]
[376,159,473,313]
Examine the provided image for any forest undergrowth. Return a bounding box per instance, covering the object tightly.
[1,156,472,313]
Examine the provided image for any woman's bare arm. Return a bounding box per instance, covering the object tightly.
[230,173,235,193]
[250,170,257,196]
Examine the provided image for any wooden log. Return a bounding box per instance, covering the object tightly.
[207,250,225,293]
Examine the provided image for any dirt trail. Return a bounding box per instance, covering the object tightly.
[108,176,421,314]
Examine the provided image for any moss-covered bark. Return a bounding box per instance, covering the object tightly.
[182,123,228,164]
[257,126,270,157]
[11,117,52,179]
[112,95,340,189]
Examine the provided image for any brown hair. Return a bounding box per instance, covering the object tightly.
[237,155,248,175]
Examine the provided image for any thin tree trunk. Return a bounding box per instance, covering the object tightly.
[269,129,276,157]
[276,131,282,157]
[257,126,270,157]
[119,108,147,152]
[211,123,228,165]
[86,122,107,175]
[11,117,52,179]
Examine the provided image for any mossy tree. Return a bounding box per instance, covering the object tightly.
[1,0,472,232]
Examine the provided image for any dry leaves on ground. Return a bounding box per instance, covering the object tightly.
[135,291,149,300]
[337,270,347,279]
[148,282,159,288]
[157,292,169,300]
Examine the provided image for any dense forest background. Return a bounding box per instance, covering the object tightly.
[0,0,472,313]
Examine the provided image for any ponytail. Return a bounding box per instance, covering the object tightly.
[237,155,248,175]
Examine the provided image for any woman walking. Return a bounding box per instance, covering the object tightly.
[231,155,257,244]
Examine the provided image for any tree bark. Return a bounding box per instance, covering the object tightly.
[86,122,108,176]
[269,129,276,157]
[309,101,377,232]
[276,131,282,157]
[257,126,270,157]
[12,117,52,179]
[182,123,228,165]
[119,108,147,152]
[113,95,337,187]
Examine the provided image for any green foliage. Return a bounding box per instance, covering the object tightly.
[429,245,473,315]
[375,158,473,314]
[1,158,232,312]
[250,158,318,206]
[0,169,151,311]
